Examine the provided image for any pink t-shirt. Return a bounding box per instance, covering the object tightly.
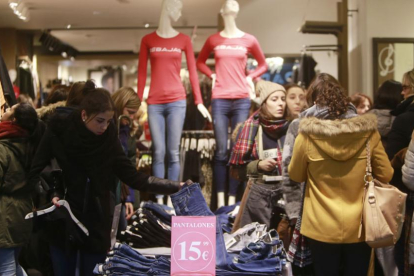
[137,32,203,105]
[196,32,267,99]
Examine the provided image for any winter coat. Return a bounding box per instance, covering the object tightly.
[282,104,358,220]
[288,114,393,243]
[36,101,66,123]
[402,138,414,268]
[367,108,395,148]
[387,96,414,160]
[28,110,180,253]
[0,138,33,248]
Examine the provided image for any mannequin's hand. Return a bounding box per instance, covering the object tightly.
[211,74,217,89]
[197,104,212,122]
[125,202,134,220]
[246,76,256,100]
[258,158,277,172]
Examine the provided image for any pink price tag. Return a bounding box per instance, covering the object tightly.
[171,216,216,276]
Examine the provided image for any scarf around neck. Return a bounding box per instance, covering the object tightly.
[229,111,289,165]
[62,112,118,177]
[0,121,28,139]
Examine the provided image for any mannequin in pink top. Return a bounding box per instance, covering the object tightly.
[197,0,267,207]
[138,0,211,205]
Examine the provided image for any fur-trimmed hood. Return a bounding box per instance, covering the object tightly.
[36,101,66,120]
[299,113,377,136]
[298,114,378,161]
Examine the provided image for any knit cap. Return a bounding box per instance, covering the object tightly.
[256,80,286,105]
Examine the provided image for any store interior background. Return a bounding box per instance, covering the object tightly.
[0,0,414,99]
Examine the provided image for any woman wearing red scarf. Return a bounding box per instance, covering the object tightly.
[0,103,44,276]
[229,80,290,234]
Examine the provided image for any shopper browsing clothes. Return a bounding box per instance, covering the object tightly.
[229,80,290,233]
[288,76,393,276]
[27,83,182,276]
[0,103,45,276]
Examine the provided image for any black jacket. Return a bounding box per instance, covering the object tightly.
[28,110,180,253]
[386,95,414,160]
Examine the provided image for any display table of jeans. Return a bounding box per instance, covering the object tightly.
[94,184,288,275]
[118,201,173,248]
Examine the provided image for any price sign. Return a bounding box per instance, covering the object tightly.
[171,216,216,275]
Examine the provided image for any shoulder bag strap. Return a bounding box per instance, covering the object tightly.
[358,140,372,238]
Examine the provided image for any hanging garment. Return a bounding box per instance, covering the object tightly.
[0,46,16,105]
[17,67,35,99]
[297,54,317,89]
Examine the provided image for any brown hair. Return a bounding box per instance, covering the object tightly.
[306,73,340,107]
[308,73,349,118]
[80,87,115,123]
[350,93,372,110]
[111,87,141,119]
[66,81,87,107]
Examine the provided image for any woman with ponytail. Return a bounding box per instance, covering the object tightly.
[0,103,45,276]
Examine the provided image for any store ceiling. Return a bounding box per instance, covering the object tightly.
[0,0,249,53]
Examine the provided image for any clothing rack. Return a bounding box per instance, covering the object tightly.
[302,44,341,52]
[182,130,214,135]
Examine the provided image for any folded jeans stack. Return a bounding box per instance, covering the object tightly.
[118,202,172,248]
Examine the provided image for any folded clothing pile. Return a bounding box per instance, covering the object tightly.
[118,201,173,248]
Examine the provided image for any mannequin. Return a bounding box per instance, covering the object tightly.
[138,0,211,205]
[197,0,267,207]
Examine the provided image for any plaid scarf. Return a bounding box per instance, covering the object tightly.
[229,111,289,165]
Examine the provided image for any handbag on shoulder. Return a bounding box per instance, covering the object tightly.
[359,140,407,248]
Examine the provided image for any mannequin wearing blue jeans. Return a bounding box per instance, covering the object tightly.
[212,98,251,206]
[148,99,187,203]
[0,247,27,276]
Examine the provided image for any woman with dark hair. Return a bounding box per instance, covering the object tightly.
[0,103,45,276]
[284,83,307,120]
[229,80,290,232]
[368,80,403,148]
[288,77,393,275]
[36,81,87,123]
[28,85,181,275]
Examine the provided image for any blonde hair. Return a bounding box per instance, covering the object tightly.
[403,68,414,90]
[111,87,141,119]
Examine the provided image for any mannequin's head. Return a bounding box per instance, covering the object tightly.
[220,0,239,18]
[164,0,183,22]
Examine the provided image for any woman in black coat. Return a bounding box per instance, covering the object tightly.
[28,85,181,276]
[386,68,414,159]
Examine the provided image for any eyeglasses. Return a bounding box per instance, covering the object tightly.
[402,85,412,90]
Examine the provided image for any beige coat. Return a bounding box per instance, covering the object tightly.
[289,114,393,243]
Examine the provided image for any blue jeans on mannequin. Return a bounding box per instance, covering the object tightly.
[212,98,251,196]
[147,99,186,200]
[0,247,27,276]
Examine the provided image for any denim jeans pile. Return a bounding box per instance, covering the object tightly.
[94,184,287,275]
[118,201,173,248]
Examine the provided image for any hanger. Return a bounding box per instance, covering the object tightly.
[25,200,89,236]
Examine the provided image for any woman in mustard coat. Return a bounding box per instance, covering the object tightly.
[288,77,393,275]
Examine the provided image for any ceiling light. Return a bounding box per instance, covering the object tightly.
[61,52,68,58]
[144,23,150,28]
[67,24,71,29]
[9,1,30,22]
